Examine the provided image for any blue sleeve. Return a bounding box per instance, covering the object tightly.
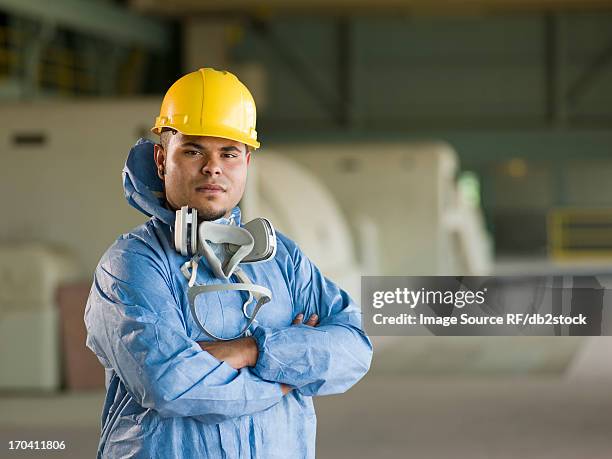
[84,238,283,423]
[251,237,373,396]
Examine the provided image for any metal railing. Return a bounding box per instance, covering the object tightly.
[0,23,147,97]
[548,208,612,260]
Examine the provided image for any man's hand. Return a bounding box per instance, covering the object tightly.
[198,338,293,396]
[198,337,258,370]
[278,313,317,395]
[292,313,319,327]
[197,313,317,394]
[281,384,292,395]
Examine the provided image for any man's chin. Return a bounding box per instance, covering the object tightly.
[195,206,229,222]
[166,197,231,221]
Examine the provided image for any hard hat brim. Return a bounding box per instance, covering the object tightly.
[150,125,260,150]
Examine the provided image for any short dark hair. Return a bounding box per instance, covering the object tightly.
[159,128,176,150]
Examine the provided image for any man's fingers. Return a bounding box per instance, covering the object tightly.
[292,313,319,326]
[292,314,304,325]
[305,314,318,327]
[281,383,293,395]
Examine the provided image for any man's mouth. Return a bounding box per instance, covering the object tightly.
[195,184,225,194]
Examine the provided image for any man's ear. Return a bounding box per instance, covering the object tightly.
[246,149,251,166]
[154,143,166,180]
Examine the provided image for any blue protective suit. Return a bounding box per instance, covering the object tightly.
[84,139,373,458]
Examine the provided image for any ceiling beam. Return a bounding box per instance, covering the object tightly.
[0,0,170,52]
[131,0,612,16]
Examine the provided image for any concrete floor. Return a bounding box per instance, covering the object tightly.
[1,335,611,458]
[316,377,612,459]
[2,373,612,458]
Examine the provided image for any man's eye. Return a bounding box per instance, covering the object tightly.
[223,153,238,158]
[186,150,201,156]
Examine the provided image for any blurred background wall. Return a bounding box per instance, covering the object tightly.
[1,1,612,458]
[1,3,612,264]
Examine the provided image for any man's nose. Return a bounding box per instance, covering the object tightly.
[201,157,222,176]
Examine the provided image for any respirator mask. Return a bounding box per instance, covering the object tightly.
[174,206,277,340]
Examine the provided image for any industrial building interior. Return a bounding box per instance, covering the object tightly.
[1,0,612,458]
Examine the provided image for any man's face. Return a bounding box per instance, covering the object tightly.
[154,132,251,221]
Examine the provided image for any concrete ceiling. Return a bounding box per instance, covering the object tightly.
[0,0,170,51]
[131,0,612,16]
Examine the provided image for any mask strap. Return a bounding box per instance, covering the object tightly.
[234,268,259,318]
[180,255,201,287]
[188,282,272,341]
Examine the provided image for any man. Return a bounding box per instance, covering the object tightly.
[85,68,372,458]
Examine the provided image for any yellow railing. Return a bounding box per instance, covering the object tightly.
[0,24,144,96]
[548,208,612,260]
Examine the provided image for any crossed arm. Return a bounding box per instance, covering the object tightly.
[86,237,371,423]
[198,313,319,395]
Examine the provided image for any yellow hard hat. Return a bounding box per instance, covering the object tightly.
[151,68,260,149]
